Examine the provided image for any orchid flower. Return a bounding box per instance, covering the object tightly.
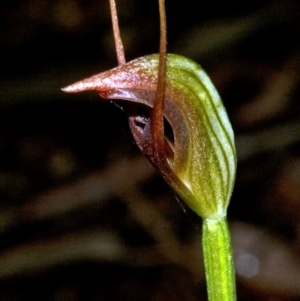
[62,54,236,220]
[62,1,237,300]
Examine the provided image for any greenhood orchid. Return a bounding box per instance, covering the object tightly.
[62,1,237,300]
[62,54,236,220]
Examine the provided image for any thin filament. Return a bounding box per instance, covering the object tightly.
[150,0,167,165]
[109,0,126,65]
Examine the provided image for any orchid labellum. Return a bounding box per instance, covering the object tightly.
[63,0,237,300]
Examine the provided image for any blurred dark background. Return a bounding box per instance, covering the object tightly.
[1,0,300,300]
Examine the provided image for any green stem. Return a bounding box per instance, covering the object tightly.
[202,217,236,301]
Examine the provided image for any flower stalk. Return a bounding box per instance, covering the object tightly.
[203,218,236,301]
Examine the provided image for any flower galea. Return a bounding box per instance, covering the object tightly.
[62,53,236,220]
